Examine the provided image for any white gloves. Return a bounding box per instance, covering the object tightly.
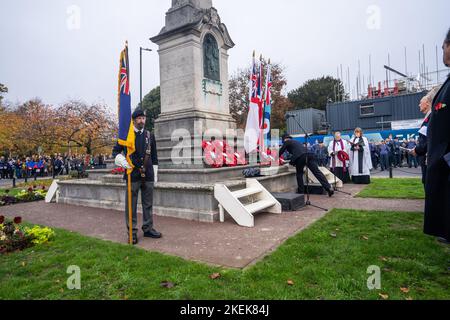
[115,155,158,183]
[153,165,159,183]
[115,154,132,170]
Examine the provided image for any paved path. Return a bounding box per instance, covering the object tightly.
[370,167,422,178]
[310,184,424,213]
[0,184,424,269]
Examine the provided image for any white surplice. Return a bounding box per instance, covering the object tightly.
[349,137,373,177]
[327,139,350,168]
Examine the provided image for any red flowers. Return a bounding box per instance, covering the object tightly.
[111,167,126,175]
[13,217,22,224]
[0,216,4,224]
[27,187,33,193]
[435,102,447,112]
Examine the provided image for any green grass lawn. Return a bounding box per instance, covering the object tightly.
[0,209,448,300]
[357,178,425,200]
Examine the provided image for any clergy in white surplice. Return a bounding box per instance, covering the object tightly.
[349,128,373,184]
[328,132,351,183]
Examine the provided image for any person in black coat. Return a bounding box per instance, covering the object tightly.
[413,86,441,185]
[112,107,161,244]
[423,28,450,243]
[279,134,334,197]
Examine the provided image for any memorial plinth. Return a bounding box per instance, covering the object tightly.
[57,0,297,223]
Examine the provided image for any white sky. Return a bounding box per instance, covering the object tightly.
[1,0,449,111]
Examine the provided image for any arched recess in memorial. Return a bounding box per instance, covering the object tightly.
[203,33,220,82]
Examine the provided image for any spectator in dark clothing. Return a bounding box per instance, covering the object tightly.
[369,141,379,170]
[393,137,402,167]
[379,141,390,171]
[314,141,328,167]
[407,138,418,168]
[414,86,441,184]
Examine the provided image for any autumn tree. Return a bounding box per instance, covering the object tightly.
[0,103,24,156]
[12,99,60,155]
[287,76,346,111]
[229,59,293,131]
[0,99,117,156]
[57,100,117,155]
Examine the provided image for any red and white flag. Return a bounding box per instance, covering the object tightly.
[244,53,263,153]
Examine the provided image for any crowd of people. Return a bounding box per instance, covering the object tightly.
[0,154,110,180]
[306,135,422,173]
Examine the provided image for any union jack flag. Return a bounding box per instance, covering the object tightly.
[119,52,130,96]
[250,59,262,102]
[117,43,135,170]
[245,54,263,153]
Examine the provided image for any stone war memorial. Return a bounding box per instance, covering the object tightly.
[58,0,298,223]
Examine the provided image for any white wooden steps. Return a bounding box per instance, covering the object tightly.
[214,179,282,228]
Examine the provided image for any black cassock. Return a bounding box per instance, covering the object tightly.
[425,76,450,240]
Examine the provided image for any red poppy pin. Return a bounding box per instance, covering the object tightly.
[435,102,447,112]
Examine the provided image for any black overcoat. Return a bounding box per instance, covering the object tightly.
[424,76,450,240]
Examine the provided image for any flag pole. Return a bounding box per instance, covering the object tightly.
[127,170,133,245]
[124,40,133,245]
[259,54,264,154]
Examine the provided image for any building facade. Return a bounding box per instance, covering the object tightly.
[326,91,427,132]
[286,108,327,136]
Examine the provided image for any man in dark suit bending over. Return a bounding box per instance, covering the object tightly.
[279,134,334,197]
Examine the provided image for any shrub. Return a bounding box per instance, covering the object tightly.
[0,188,47,207]
[15,189,45,203]
[70,170,89,179]
[0,216,33,254]
[0,216,55,254]
[17,180,54,188]
[24,226,55,245]
[0,195,18,206]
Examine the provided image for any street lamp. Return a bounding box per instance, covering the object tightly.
[140,47,153,107]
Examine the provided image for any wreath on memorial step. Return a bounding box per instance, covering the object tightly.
[111,167,126,175]
[203,140,224,168]
[259,148,280,167]
[202,140,248,168]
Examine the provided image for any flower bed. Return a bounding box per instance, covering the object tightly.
[0,216,55,254]
[0,186,47,207]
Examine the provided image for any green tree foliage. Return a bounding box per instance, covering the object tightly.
[138,86,161,132]
[287,76,346,111]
